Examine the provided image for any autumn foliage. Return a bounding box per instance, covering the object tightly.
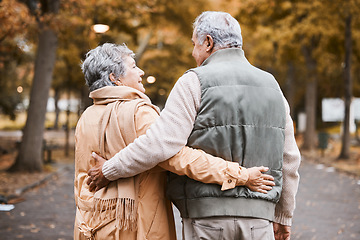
[0,0,359,171]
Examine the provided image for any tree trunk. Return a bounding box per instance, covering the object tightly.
[9,0,60,172]
[339,14,352,159]
[285,62,296,120]
[302,80,317,150]
[80,86,92,115]
[53,88,60,130]
[64,89,71,157]
[301,44,318,151]
[135,31,152,62]
[9,27,58,172]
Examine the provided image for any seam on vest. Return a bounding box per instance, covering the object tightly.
[203,84,282,93]
[192,124,285,131]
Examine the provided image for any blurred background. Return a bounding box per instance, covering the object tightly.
[0,0,360,239]
[0,0,359,176]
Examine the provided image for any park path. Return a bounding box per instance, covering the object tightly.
[0,160,359,240]
[291,160,360,239]
[0,165,75,240]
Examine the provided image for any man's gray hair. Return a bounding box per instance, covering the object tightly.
[81,43,135,91]
[193,11,242,49]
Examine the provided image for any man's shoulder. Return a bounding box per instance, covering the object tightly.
[253,65,276,79]
[180,70,199,82]
[172,70,200,93]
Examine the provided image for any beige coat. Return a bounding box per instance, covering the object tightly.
[74,86,247,240]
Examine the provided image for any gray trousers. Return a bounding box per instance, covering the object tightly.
[182,217,275,240]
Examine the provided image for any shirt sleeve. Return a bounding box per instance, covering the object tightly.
[274,96,301,226]
[159,148,249,191]
[134,104,249,190]
[102,71,203,180]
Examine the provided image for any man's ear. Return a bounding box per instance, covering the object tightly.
[109,73,117,83]
[205,35,214,52]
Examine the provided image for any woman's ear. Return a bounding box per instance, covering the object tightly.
[205,35,214,52]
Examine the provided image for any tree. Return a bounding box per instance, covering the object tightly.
[9,0,60,172]
[137,0,208,105]
[6,0,209,172]
[234,0,360,153]
[0,0,34,120]
[339,14,352,159]
[301,37,319,151]
[235,0,318,150]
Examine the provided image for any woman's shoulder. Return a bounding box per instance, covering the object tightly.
[134,102,160,136]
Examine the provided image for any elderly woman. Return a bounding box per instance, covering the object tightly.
[74,43,274,239]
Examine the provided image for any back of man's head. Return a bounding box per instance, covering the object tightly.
[193,11,243,50]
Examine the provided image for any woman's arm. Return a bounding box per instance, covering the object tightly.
[136,105,274,192]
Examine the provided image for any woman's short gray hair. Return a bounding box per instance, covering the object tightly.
[81,43,135,91]
[193,11,242,49]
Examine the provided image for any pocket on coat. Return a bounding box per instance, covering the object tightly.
[250,220,274,240]
[192,220,223,240]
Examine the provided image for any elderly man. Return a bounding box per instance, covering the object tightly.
[88,11,301,240]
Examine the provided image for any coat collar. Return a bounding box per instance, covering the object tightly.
[90,86,151,105]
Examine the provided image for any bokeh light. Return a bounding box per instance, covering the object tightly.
[17,86,23,93]
[147,76,156,84]
[91,24,110,33]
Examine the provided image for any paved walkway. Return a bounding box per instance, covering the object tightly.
[291,161,360,239]
[0,165,75,240]
[0,160,359,239]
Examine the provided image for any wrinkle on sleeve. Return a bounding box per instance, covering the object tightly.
[274,96,301,226]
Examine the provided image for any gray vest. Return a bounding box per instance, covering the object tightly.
[167,48,286,221]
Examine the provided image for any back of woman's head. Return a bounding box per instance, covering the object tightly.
[81,43,134,91]
[193,11,242,50]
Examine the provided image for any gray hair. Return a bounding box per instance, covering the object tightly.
[193,11,242,49]
[81,43,135,91]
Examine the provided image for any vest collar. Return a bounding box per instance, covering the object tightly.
[200,48,246,67]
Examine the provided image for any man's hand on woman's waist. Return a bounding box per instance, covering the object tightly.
[87,152,110,192]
